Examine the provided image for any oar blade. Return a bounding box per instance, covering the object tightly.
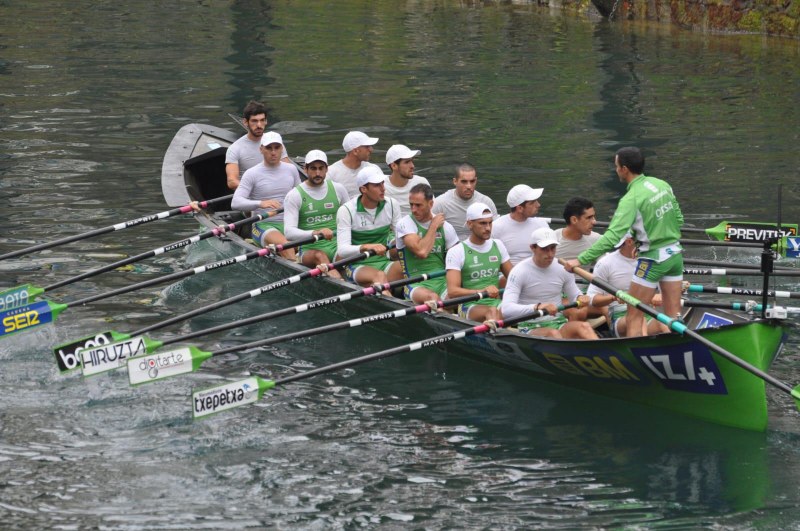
[1,300,67,339]
[128,346,212,385]
[192,376,275,419]
[792,385,800,412]
[706,221,798,243]
[53,330,130,372]
[0,284,46,310]
[80,335,163,377]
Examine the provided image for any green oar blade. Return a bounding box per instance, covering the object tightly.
[128,346,212,385]
[792,385,800,412]
[705,221,797,243]
[192,376,275,419]
[0,284,46,310]
[53,330,131,372]
[80,335,163,377]
[0,300,67,339]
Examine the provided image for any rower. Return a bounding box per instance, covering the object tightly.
[432,163,499,241]
[586,233,663,337]
[335,166,404,290]
[554,197,602,261]
[395,184,459,304]
[283,150,350,278]
[231,131,300,259]
[491,184,549,267]
[225,100,290,190]
[500,228,596,339]
[383,144,431,217]
[445,202,512,321]
[327,131,381,199]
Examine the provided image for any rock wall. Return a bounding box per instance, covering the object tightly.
[582,0,800,38]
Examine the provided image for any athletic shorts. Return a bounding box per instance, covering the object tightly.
[610,309,652,337]
[251,221,285,247]
[458,297,501,320]
[403,277,447,301]
[342,257,394,283]
[632,252,684,289]
[299,239,337,262]
[517,315,568,334]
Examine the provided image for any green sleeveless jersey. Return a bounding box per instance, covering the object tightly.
[461,241,502,290]
[297,181,339,232]
[399,218,446,277]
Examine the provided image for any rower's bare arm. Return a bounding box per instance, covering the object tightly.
[446,269,470,298]
[403,232,434,259]
[226,163,241,190]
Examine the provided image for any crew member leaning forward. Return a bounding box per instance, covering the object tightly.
[565,146,684,337]
[445,202,512,322]
[283,149,350,279]
[395,183,459,304]
[335,165,404,290]
[501,228,596,339]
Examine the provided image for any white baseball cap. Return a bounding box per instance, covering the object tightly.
[614,232,633,249]
[506,184,544,208]
[304,149,328,165]
[530,228,559,247]
[355,166,386,188]
[385,144,421,165]
[465,202,493,222]
[260,131,283,147]
[343,131,379,153]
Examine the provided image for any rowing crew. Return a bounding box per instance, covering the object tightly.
[229,125,683,339]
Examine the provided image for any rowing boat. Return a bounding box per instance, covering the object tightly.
[162,123,789,432]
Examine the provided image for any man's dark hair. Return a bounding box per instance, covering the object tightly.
[243,100,268,120]
[454,162,476,179]
[616,146,645,174]
[563,197,594,224]
[410,183,434,201]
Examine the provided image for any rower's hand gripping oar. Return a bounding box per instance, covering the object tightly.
[561,259,800,411]
[0,210,279,340]
[60,249,383,375]
[188,304,576,419]
[0,194,233,262]
[127,285,493,385]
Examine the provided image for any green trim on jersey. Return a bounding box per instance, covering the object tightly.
[297,181,340,253]
[460,241,503,291]
[399,218,446,278]
[578,174,684,265]
[349,197,393,269]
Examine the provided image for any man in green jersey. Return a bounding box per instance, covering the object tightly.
[284,150,350,279]
[336,166,404,288]
[565,147,684,336]
[445,202,513,322]
[395,183,459,303]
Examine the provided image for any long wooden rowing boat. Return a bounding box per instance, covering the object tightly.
[162,123,789,432]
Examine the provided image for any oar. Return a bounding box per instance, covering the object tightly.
[0,209,278,314]
[684,267,800,277]
[0,234,320,340]
[55,250,380,375]
[684,258,795,271]
[128,275,479,385]
[187,305,572,418]
[562,259,800,410]
[682,299,800,315]
[0,195,233,262]
[543,218,797,243]
[124,270,444,368]
[685,284,800,300]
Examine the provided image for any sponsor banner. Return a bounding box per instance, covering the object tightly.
[724,223,796,243]
[1,300,54,337]
[784,236,800,258]
[128,347,194,385]
[193,378,260,419]
[81,336,148,376]
[632,342,727,394]
[0,284,39,311]
[696,312,734,330]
